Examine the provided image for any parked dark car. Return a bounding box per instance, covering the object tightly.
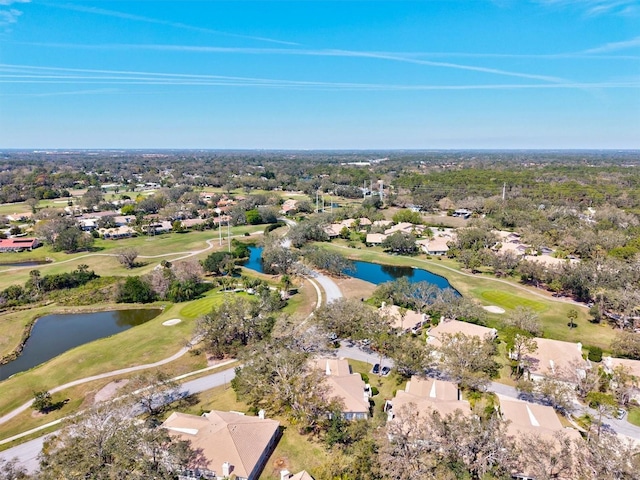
[381,366,391,376]
[372,363,380,375]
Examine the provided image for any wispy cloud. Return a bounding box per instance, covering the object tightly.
[581,35,640,53]
[0,87,120,97]
[1,64,637,92]
[0,0,30,5]
[6,42,569,83]
[0,0,28,29]
[12,41,640,61]
[536,0,639,16]
[40,2,299,46]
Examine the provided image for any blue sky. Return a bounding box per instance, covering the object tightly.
[0,0,639,149]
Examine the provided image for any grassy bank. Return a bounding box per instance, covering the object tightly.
[0,303,193,417]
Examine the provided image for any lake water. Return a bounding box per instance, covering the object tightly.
[244,245,455,290]
[0,309,161,381]
[346,261,455,290]
[242,245,264,273]
[0,260,51,268]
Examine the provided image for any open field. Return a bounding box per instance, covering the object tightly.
[0,226,265,291]
[320,242,617,350]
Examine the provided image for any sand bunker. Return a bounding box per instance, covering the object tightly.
[162,318,182,326]
[483,305,506,314]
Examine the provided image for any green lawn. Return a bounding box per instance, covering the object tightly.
[477,290,547,312]
[627,407,640,427]
[179,291,224,319]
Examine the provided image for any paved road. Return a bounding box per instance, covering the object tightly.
[0,338,200,427]
[0,366,237,473]
[312,271,343,303]
[337,342,394,369]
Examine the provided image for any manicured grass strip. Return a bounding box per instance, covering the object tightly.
[179,293,224,319]
[477,290,547,312]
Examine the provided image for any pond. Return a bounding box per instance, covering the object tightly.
[244,245,456,291]
[0,309,161,381]
[0,260,51,268]
[346,261,456,291]
[242,245,264,273]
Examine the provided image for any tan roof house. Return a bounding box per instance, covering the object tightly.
[499,395,582,479]
[312,358,370,420]
[280,470,315,480]
[163,410,280,480]
[426,319,497,349]
[423,237,450,255]
[366,233,387,245]
[386,376,470,420]
[384,222,425,236]
[523,338,589,382]
[379,303,428,333]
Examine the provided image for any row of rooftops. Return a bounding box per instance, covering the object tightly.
[163,358,369,480]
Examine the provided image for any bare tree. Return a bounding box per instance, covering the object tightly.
[117,248,139,269]
[504,306,542,336]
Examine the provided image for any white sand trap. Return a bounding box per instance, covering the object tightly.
[483,306,506,314]
[162,318,182,326]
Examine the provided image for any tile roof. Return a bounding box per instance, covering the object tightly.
[163,410,279,479]
[426,320,496,348]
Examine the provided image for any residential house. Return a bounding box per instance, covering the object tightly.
[421,237,450,256]
[522,338,589,382]
[385,376,470,420]
[142,221,173,234]
[0,238,40,252]
[99,226,136,240]
[280,471,315,480]
[384,222,425,236]
[181,218,208,229]
[79,218,98,231]
[163,410,280,480]
[426,319,497,349]
[499,395,582,480]
[365,233,387,245]
[113,215,136,226]
[379,303,429,333]
[312,358,370,420]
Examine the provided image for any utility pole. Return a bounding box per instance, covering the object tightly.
[215,208,222,245]
[227,217,231,253]
[502,182,506,201]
